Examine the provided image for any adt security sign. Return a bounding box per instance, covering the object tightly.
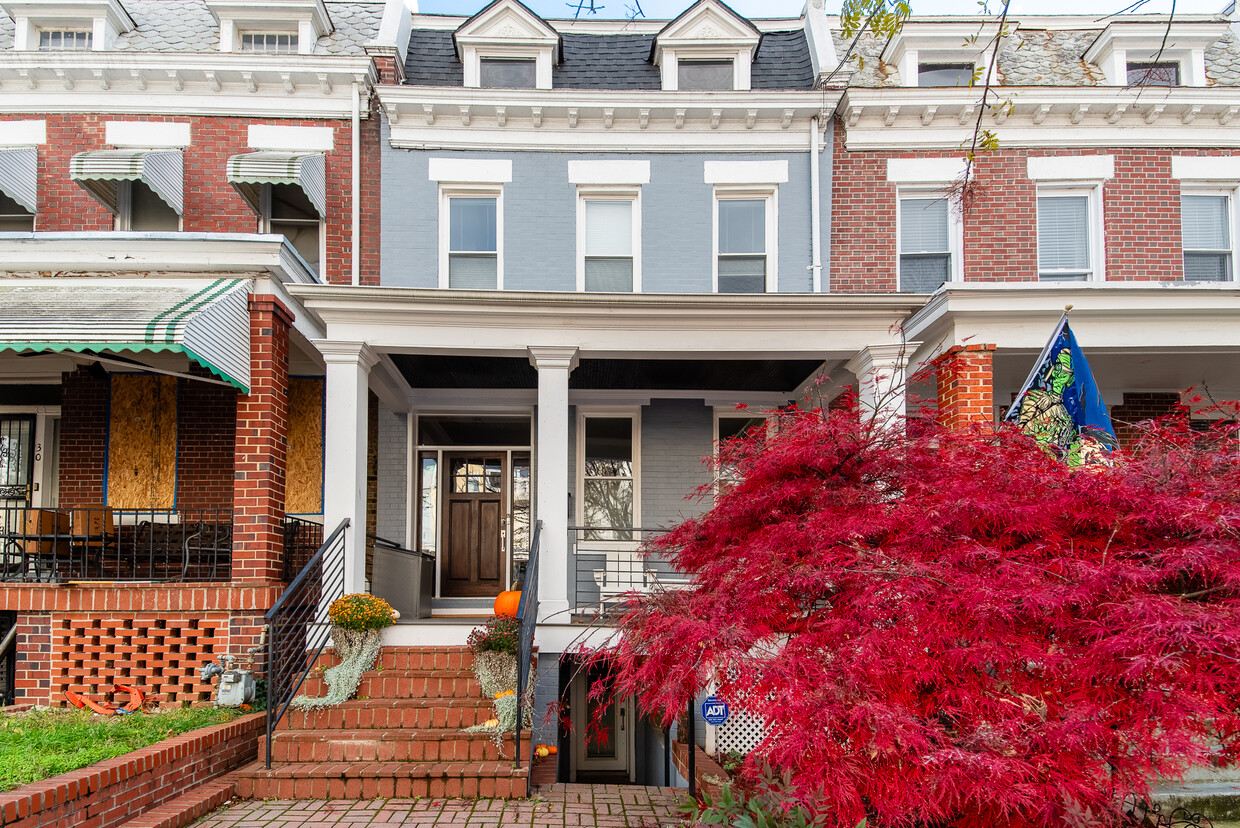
[701,696,729,726]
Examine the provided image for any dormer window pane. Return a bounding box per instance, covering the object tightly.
[678,60,733,91]
[241,32,299,53]
[39,29,91,50]
[1127,61,1179,87]
[480,58,537,89]
[918,63,975,87]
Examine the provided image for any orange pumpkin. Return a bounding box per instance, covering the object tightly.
[494,590,522,618]
[546,745,557,755]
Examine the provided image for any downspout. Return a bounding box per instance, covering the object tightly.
[809,116,823,293]
[351,80,361,287]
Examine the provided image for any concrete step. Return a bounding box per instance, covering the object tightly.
[297,669,483,700]
[232,760,529,800]
[1150,780,1240,822]
[260,728,527,763]
[116,775,237,828]
[313,646,477,672]
[281,698,496,730]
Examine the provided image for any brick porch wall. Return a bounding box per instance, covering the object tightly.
[936,344,997,430]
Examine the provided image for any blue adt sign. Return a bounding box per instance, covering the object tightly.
[701,696,729,726]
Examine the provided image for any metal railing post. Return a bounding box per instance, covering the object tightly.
[688,699,696,798]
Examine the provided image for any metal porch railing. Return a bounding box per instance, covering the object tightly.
[515,520,542,770]
[569,526,684,617]
[264,517,349,769]
[0,506,233,582]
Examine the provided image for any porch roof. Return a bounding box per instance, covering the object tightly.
[0,277,252,391]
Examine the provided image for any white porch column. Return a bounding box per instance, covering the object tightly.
[319,341,379,595]
[529,346,578,623]
[845,343,921,429]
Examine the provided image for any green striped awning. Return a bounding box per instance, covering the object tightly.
[227,151,326,218]
[0,278,251,391]
[70,149,184,215]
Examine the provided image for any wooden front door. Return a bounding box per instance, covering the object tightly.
[442,453,505,597]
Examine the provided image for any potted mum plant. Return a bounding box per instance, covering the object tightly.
[291,593,396,710]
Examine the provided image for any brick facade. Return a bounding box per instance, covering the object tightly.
[936,344,997,430]
[829,126,1238,291]
[232,295,293,583]
[57,367,108,509]
[176,374,237,511]
[2,112,380,286]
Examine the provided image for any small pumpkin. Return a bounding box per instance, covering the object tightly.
[483,718,499,728]
[546,745,557,755]
[535,746,550,759]
[493,590,521,618]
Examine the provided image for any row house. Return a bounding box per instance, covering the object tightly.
[2,0,1239,798]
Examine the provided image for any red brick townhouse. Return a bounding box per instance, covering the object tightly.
[827,11,1240,429]
[0,0,398,707]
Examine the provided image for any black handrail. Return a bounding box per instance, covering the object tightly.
[514,520,542,770]
[264,517,349,769]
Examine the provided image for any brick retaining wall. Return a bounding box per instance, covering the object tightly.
[0,712,263,828]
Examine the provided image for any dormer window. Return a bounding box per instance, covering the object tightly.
[1085,21,1222,87]
[454,0,560,90]
[479,57,537,89]
[240,32,298,53]
[917,62,975,87]
[653,0,760,92]
[39,28,91,49]
[1126,60,1179,87]
[678,60,734,91]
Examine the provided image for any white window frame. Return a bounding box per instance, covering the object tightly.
[1035,184,1105,283]
[439,184,504,290]
[463,45,553,89]
[575,408,641,533]
[1180,186,1240,283]
[257,183,324,274]
[712,185,778,294]
[115,180,183,232]
[896,188,963,291]
[575,186,642,293]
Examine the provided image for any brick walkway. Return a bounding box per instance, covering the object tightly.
[196,785,687,828]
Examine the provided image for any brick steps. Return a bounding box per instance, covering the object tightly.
[115,775,237,828]
[233,760,529,800]
[283,697,496,730]
[261,728,526,763]
[314,647,477,672]
[298,669,482,700]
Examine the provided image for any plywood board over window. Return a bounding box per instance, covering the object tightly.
[286,377,324,514]
[107,375,177,509]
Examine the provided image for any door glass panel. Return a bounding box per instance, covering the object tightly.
[451,456,503,494]
[0,417,33,499]
[511,453,531,559]
[419,452,438,554]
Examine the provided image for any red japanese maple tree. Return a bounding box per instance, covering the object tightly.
[595,397,1240,828]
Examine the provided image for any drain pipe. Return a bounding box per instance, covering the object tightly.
[809,115,823,293]
[351,80,361,287]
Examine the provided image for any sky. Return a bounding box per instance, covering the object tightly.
[416,0,1229,18]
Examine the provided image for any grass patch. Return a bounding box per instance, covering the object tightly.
[0,706,240,792]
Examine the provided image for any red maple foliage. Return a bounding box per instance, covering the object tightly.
[592,398,1240,828]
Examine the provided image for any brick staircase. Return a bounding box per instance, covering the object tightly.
[233,647,530,800]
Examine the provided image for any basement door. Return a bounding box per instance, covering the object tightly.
[440,453,506,597]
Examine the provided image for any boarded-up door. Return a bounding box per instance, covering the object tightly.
[441,453,505,597]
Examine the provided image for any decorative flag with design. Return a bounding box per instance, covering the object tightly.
[1004,311,1118,466]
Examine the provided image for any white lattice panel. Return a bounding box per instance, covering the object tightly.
[709,704,767,755]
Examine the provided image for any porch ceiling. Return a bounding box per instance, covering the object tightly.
[390,354,825,393]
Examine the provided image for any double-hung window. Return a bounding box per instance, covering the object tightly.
[447,195,499,289]
[898,195,952,292]
[1181,193,1235,282]
[579,413,638,541]
[263,183,321,273]
[116,181,181,232]
[579,195,639,292]
[0,192,34,232]
[714,411,768,496]
[1037,189,1100,281]
[716,195,773,293]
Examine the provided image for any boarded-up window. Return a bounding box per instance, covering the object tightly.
[286,377,324,514]
[107,375,177,509]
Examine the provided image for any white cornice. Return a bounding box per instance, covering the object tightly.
[380,86,835,151]
[0,53,376,117]
[0,231,321,284]
[286,285,926,358]
[839,86,1240,150]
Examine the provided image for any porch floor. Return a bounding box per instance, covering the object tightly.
[192,784,686,828]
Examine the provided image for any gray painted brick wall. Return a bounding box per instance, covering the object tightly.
[381,115,829,294]
[640,399,714,530]
[376,406,408,543]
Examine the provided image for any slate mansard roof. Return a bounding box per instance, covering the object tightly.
[403,26,816,91]
[0,0,383,54]
[831,20,1240,88]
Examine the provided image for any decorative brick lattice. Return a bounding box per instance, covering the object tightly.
[51,614,229,705]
